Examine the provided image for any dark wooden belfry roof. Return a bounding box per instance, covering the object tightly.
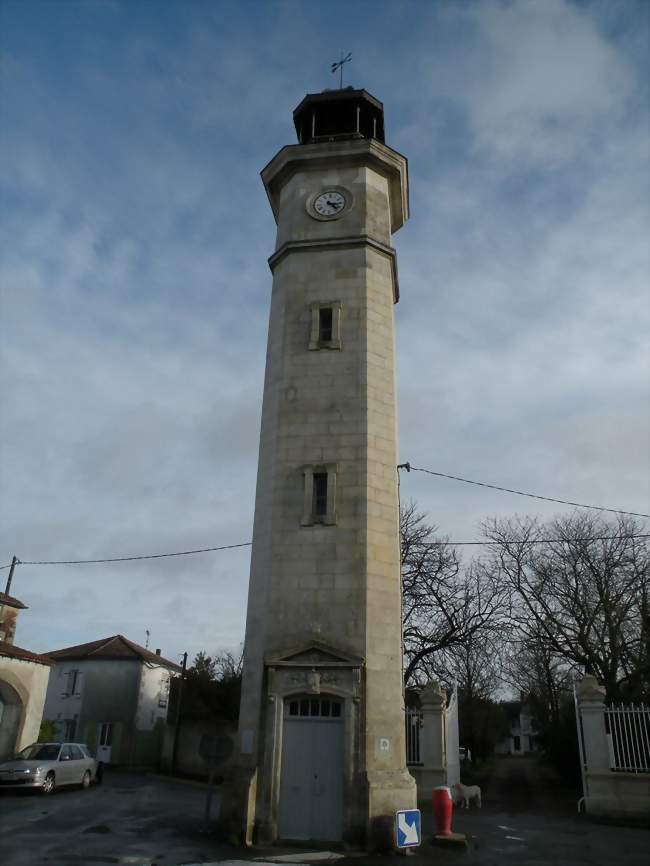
[45,634,182,672]
[293,88,386,145]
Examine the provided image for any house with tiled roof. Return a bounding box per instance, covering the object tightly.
[0,591,53,760]
[43,635,181,767]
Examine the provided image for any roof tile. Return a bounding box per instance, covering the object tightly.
[0,640,53,666]
[46,634,181,672]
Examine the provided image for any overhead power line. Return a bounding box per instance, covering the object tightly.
[2,532,649,572]
[423,534,649,547]
[1,465,647,572]
[0,542,252,568]
[399,464,650,519]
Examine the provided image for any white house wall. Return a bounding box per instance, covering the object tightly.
[43,658,141,743]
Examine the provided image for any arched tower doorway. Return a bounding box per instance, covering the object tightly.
[0,680,24,760]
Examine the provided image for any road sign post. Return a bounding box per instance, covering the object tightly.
[395,808,421,848]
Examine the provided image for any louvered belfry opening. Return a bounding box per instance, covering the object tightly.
[293,88,386,145]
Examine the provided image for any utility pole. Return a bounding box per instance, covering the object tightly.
[171,651,187,774]
[5,556,20,595]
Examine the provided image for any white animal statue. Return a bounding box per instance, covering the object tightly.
[452,782,482,809]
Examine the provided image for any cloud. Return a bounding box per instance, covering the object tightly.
[1,0,647,662]
[457,0,633,165]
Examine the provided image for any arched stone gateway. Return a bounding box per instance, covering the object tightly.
[0,679,24,760]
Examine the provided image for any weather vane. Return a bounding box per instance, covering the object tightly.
[331,51,352,89]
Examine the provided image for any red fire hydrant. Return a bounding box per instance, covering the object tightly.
[432,785,453,837]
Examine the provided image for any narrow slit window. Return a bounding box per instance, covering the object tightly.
[313,473,328,517]
[309,301,342,350]
[301,463,337,526]
[319,307,333,343]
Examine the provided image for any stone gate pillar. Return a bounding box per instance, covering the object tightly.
[577,674,609,772]
[416,682,447,799]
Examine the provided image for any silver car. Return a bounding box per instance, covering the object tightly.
[0,742,98,793]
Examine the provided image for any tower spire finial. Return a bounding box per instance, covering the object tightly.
[330,51,352,89]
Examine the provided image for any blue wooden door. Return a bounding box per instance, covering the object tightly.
[278,696,344,841]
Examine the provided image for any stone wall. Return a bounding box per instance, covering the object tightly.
[0,656,50,757]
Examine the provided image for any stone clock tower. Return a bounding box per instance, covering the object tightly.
[230,88,416,848]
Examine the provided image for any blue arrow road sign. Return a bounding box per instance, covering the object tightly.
[395,808,421,847]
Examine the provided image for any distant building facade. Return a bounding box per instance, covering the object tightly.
[496,700,539,755]
[0,591,53,759]
[43,634,180,766]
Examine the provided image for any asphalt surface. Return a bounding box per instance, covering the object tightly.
[0,757,647,866]
[410,755,649,866]
[0,769,231,866]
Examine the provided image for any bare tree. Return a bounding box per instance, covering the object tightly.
[447,630,504,703]
[482,511,649,701]
[213,647,243,682]
[502,622,576,721]
[401,502,506,687]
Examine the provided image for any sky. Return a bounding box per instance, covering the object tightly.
[1,0,648,666]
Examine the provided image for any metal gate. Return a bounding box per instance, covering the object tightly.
[604,703,650,773]
[278,695,344,841]
[405,707,422,765]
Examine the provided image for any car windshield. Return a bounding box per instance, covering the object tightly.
[15,744,61,761]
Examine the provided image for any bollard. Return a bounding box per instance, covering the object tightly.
[432,785,453,837]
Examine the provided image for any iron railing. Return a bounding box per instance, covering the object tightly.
[605,702,650,773]
[405,707,422,766]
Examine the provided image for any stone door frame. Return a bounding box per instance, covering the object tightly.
[258,641,364,843]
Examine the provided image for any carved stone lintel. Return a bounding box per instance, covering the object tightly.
[307,668,321,694]
[271,658,360,702]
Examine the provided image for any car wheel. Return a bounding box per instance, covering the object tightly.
[42,772,55,794]
[81,770,91,789]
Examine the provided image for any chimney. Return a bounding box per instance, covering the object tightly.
[155,648,161,656]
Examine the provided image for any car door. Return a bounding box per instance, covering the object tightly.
[69,744,86,783]
[57,744,75,784]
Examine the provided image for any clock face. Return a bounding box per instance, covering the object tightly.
[312,190,347,218]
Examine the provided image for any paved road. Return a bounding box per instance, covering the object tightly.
[0,758,647,866]
[0,769,232,866]
[478,752,580,814]
[410,755,649,866]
